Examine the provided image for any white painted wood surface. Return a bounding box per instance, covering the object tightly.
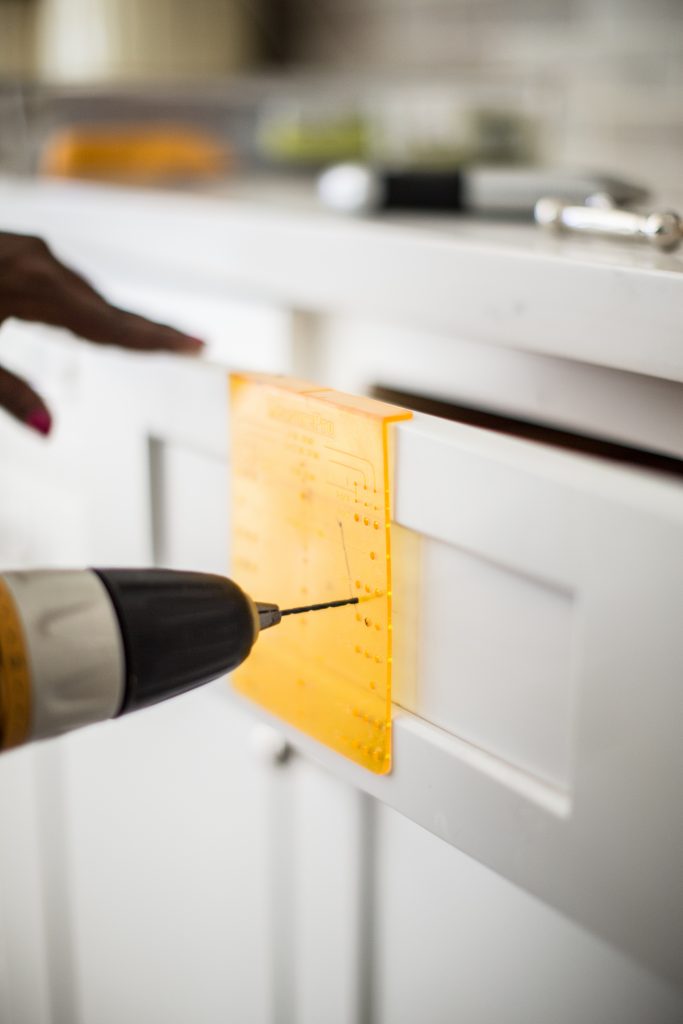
[0,180,682,1022]
[1,175,683,386]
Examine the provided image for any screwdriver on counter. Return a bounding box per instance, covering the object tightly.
[0,568,358,754]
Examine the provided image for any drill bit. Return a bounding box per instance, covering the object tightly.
[281,597,359,616]
[255,597,359,631]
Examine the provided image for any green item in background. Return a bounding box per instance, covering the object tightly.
[257,107,369,167]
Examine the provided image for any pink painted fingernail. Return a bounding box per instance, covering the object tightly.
[25,409,52,436]
[186,336,205,348]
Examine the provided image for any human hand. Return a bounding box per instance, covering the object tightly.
[0,231,205,435]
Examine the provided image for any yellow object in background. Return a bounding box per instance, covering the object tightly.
[40,124,230,182]
[230,374,411,774]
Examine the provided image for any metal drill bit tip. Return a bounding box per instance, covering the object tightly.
[281,597,359,617]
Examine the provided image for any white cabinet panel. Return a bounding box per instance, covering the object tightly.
[56,351,271,1024]
[0,750,53,1024]
[62,687,271,1024]
[290,763,373,1024]
[414,537,576,791]
[0,460,86,569]
[373,804,683,1024]
[149,440,229,572]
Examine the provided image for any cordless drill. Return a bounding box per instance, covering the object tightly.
[0,568,357,753]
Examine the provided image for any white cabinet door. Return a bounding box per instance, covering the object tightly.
[45,343,277,1024]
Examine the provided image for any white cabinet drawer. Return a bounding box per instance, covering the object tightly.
[385,413,683,983]
[393,414,683,795]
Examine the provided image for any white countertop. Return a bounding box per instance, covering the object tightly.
[1,175,682,384]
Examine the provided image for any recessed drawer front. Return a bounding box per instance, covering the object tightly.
[387,413,683,986]
[394,530,577,794]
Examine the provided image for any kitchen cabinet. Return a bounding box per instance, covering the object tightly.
[1,178,682,1023]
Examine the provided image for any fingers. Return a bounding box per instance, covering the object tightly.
[0,231,205,354]
[57,301,206,354]
[108,309,206,354]
[0,365,52,435]
[52,259,111,308]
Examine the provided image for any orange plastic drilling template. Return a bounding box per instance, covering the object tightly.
[230,373,412,774]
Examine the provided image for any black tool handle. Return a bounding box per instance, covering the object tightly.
[382,170,464,211]
[94,569,258,714]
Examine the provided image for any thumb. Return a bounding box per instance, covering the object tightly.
[0,365,52,435]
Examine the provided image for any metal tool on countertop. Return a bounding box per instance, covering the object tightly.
[317,162,649,217]
[534,193,682,252]
[0,568,357,753]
